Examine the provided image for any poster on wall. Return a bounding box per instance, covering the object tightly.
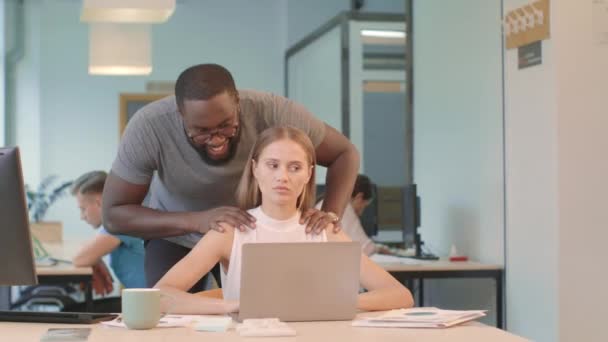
[504,0,550,49]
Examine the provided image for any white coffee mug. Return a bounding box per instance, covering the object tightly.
[121,288,170,330]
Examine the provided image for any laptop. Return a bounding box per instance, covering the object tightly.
[236,242,360,322]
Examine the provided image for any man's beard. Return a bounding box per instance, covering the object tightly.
[189,129,241,166]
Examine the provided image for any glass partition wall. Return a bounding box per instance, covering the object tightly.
[286,10,415,247]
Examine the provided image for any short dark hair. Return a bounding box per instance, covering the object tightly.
[71,171,107,196]
[352,174,373,200]
[174,64,238,110]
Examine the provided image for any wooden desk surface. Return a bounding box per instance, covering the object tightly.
[0,319,528,341]
[35,240,92,276]
[372,255,503,272]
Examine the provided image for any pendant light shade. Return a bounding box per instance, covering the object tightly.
[81,0,175,23]
[88,23,152,76]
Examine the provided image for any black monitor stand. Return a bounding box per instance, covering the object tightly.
[411,232,438,260]
[403,184,438,260]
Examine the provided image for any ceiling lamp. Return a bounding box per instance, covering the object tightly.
[360,29,406,46]
[360,30,406,39]
[89,23,152,76]
[80,0,175,23]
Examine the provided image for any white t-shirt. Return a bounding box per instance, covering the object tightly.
[220,206,327,301]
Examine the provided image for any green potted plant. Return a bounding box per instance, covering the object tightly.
[25,175,73,244]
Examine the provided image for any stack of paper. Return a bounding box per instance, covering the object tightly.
[352,307,486,329]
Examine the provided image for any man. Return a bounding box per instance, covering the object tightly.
[317,174,387,256]
[71,171,146,300]
[102,64,360,291]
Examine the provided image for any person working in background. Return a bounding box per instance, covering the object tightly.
[317,174,390,256]
[69,171,146,311]
[102,64,360,291]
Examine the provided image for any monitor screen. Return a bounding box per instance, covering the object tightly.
[0,147,37,285]
[372,184,420,248]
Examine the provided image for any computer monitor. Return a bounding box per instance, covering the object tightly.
[0,147,38,285]
[375,185,413,244]
[375,184,436,259]
[317,182,435,259]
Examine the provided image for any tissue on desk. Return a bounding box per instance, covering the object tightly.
[236,318,296,337]
[194,316,233,332]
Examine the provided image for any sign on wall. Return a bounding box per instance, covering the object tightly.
[518,41,542,69]
[504,0,550,50]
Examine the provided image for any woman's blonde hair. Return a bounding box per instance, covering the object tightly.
[236,126,316,211]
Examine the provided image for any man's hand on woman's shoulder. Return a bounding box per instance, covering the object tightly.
[188,206,256,234]
[300,208,342,235]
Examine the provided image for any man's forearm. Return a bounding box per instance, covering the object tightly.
[104,205,200,239]
[321,145,360,218]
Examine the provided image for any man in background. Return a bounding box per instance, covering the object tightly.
[318,174,389,256]
[69,171,146,311]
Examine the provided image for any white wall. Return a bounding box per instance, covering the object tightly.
[413,0,504,325]
[16,0,287,238]
[414,0,504,266]
[503,0,558,340]
[505,0,608,340]
[553,0,608,341]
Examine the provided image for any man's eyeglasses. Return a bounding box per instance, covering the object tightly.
[186,118,239,145]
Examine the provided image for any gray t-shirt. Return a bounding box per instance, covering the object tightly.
[111,89,326,248]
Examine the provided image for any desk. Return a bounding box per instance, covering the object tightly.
[33,241,93,311]
[0,317,527,341]
[374,255,504,329]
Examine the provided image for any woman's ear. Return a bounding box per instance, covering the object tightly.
[251,159,258,179]
[306,165,314,183]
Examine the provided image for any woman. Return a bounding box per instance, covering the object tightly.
[154,126,414,314]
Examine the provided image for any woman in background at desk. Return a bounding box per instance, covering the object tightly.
[155,126,414,314]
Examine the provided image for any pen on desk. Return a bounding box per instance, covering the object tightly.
[52,258,73,264]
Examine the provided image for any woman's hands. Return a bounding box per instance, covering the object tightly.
[222,300,240,314]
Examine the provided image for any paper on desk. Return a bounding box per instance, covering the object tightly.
[352,307,486,329]
[101,315,192,328]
